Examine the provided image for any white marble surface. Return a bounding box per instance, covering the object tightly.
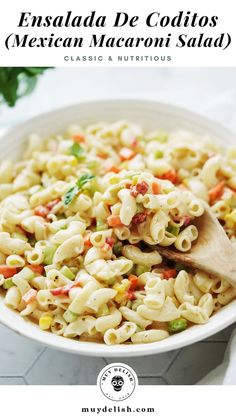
[0,67,236,385]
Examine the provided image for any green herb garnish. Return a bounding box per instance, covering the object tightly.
[63,174,95,206]
[69,142,85,161]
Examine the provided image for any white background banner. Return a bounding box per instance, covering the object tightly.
[0,0,235,66]
[1,384,235,419]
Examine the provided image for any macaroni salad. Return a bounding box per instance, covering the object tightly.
[0,121,236,345]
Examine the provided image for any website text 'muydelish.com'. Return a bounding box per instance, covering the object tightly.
[81,405,156,414]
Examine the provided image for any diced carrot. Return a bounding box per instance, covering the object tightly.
[34,205,49,218]
[208,181,225,205]
[27,265,44,275]
[46,199,61,211]
[106,165,120,173]
[107,215,123,227]
[97,152,108,159]
[163,269,177,279]
[50,282,80,296]
[22,289,37,304]
[0,265,17,278]
[152,182,160,195]
[128,274,138,290]
[72,134,85,143]
[84,232,92,246]
[120,147,135,161]
[157,169,178,184]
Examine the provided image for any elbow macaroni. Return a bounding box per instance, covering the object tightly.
[0,121,235,345]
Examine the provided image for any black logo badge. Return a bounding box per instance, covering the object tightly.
[97,363,138,401]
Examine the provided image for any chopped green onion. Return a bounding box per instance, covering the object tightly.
[168,318,188,333]
[3,279,14,289]
[60,266,75,280]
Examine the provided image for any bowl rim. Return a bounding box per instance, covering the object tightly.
[0,98,236,357]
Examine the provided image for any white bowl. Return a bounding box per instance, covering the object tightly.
[0,99,236,357]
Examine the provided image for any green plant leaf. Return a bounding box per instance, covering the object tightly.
[0,67,52,107]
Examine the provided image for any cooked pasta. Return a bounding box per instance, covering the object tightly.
[0,120,235,345]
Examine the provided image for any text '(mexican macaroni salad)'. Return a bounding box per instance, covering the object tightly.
[0,121,235,345]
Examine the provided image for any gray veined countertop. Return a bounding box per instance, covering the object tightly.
[0,67,236,385]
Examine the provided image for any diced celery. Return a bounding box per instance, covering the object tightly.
[135,265,151,276]
[136,203,144,214]
[135,325,142,333]
[98,304,109,317]
[12,232,28,242]
[60,266,75,280]
[168,318,188,333]
[154,150,164,158]
[109,176,120,185]
[3,279,14,289]
[63,310,78,323]
[132,175,139,185]
[43,245,57,265]
[131,299,143,311]
[96,220,107,231]
[87,160,100,169]
[167,225,180,236]
[153,132,168,143]
[19,267,35,281]
[105,277,117,286]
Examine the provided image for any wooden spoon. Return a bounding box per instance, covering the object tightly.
[155,206,236,288]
